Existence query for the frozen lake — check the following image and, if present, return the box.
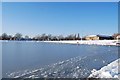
[1,41,118,78]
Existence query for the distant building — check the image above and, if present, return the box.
[85,35,98,40]
[85,35,114,40]
[112,33,120,40]
[116,35,120,40]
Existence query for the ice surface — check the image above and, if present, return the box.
[7,54,118,78]
[7,56,91,78]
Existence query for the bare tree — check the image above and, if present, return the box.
[48,34,52,41]
[14,33,22,40]
[8,35,12,40]
[25,35,29,39]
[41,33,48,41]
[58,35,64,40]
[0,36,2,40]
[65,34,76,40]
[2,33,8,40]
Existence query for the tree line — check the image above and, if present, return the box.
[0,33,81,41]
[0,33,119,41]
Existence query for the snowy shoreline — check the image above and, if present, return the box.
[43,40,120,46]
[89,58,120,78]
[1,40,120,46]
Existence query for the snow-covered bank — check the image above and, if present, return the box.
[89,58,120,78]
[43,40,120,46]
[1,40,120,46]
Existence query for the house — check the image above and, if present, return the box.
[85,35,114,40]
[116,35,120,40]
[112,33,120,40]
[85,35,99,40]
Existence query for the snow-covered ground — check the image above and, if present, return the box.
[89,58,120,78]
[1,40,120,46]
[43,40,120,46]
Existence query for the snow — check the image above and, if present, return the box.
[1,40,120,46]
[89,58,120,78]
[43,40,120,46]
[86,35,97,37]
